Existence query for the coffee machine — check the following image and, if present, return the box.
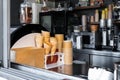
[100,18,118,50]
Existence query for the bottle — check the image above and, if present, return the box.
[57,3,62,11]
[41,0,48,12]
[95,9,99,22]
[90,0,94,6]
[114,62,120,80]
[105,8,108,19]
[101,10,105,20]
[20,0,32,24]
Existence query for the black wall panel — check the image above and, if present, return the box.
[10,0,23,27]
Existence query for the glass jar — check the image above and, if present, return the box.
[20,0,32,24]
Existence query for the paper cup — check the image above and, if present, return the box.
[63,48,73,65]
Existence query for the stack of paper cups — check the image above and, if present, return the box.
[64,65,73,75]
[32,3,42,24]
[82,15,87,31]
[55,34,64,52]
[63,40,73,65]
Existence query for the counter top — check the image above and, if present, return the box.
[73,49,120,57]
[48,61,89,79]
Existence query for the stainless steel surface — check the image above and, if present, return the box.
[74,49,120,57]
[114,62,120,80]
[12,63,86,80]
[74,49,120,71]
[76,36,83,49]
[107,19,112,28]
[100,19,105,28]
[0,0,10,68]
[0,68,57,80]
[72,32,101,49]
[0,68,50,80]
[91,55,120,70]
[71,32,80,48]
[102,29,107,46]
[48,63,88,79]
[117,33,120,51]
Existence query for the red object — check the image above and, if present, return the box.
[47,55,58,64]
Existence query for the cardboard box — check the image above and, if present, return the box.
[11,47,45,68]
[11,47,64,69]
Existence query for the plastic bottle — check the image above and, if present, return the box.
[41,0,48,12]
[95,9,99,22]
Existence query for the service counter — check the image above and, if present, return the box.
[73,49,120,71]
[49,62,89,79]
[73,49,120,57]
[11,62,87,80]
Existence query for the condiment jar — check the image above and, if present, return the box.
[20,0,32,24]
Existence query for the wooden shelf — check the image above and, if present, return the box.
[89,22,100,25]
[113,21,120,24]
[75,5,104,10]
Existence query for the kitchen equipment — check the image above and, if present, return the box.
[100,18,117,50]
[81,31,102,49]
[100,19,114,49]
[117,33,120,51]
[114,62,120,80]
[100,19,105,28]
[71,32,80,48]
[100,19,107,48]
[76,35,83,49]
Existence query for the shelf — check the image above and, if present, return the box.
[113,21,120,24]
[74,5,104,10]
[48,0,67,2]
[39,5,104,15]
[89,22,100,25]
